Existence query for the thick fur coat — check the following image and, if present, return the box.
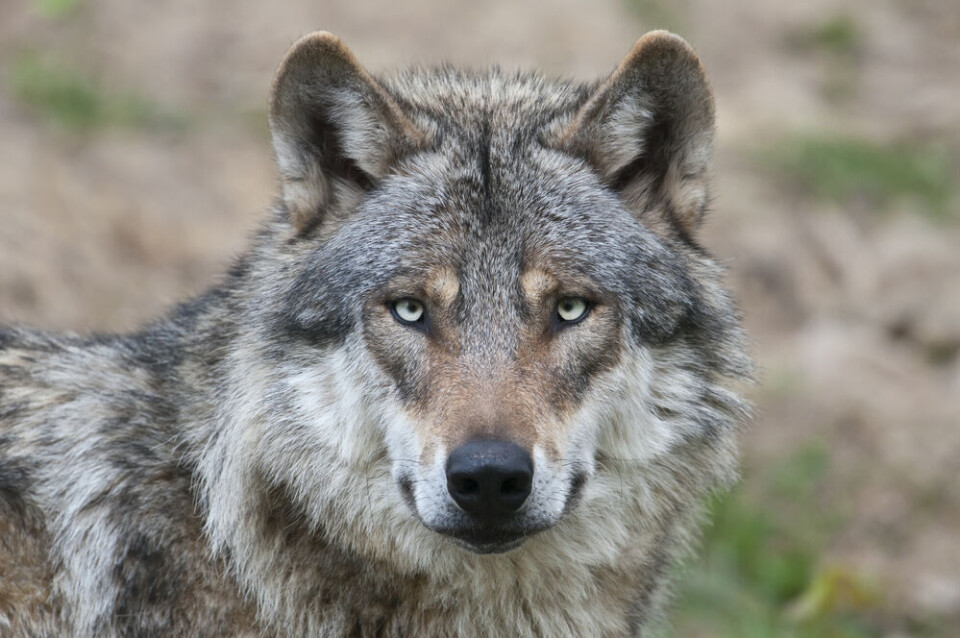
[0,31,751,637]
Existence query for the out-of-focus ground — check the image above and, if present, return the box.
[1,0,957,635]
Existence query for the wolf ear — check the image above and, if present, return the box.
[557,31,715,237]
[269,32,422,233]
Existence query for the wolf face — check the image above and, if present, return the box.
[241,32,748,560]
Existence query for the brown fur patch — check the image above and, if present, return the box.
[0,474,58,634]
[425,268,460,309]
[519,268,558,307]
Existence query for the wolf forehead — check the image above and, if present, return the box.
[385,68,592,159]
[278,90,698,351]
[266,32,717,351]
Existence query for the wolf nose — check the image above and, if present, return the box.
[446,439,533,522]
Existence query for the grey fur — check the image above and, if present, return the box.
[0,31,751,637]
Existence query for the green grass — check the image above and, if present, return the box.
[763,136,957,220]
[666,445,884,638]
[783,14,862,64]
[622,0,685,32]
[8,55,187,133]
[809,15,861,58]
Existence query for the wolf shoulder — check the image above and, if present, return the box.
[0,326,248,637]
[0,326,173,442]
[0,327,74,635]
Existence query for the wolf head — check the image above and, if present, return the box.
[215,32,748,561]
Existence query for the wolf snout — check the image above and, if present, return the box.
[445,439,533,523]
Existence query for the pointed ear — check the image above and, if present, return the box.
[269,32,422,233]
[556,31,715,237]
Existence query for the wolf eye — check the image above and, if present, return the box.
[391,298,425,325]
[557,297,590,323]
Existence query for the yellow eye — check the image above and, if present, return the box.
[557,297,589,323]
[392,298,425,324]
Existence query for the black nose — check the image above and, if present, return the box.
[446,439,533,522]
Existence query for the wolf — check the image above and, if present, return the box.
[0,30,751,637]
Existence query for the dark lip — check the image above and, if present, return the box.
[448,536,527,555]
[429,521,553,554]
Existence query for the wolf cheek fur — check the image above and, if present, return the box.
[0,30,751,637]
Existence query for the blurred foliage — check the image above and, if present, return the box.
[788,568,879,624]
[622,0,685,32]
[810,15,860,58]
[665,445,887,638]
[7,55,187,133]
[31,0,78,18]
[785,14,862,102]
[763,136,957,220]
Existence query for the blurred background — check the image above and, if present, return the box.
[1,0,957,635]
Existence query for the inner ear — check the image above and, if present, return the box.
[299,105,378,192]
[269,32,423,234]
[554,31,715,238]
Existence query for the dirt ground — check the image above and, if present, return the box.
[1,0,958,634]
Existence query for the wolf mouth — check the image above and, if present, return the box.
[448,536,527,555]
[397,476,543,552]
[397,467,591,554]
[432,522,552,555]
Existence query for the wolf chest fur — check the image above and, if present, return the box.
[0,30,751,637]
